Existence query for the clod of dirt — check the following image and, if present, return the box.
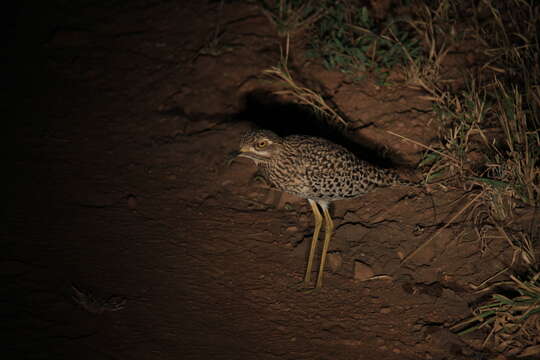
[424,328,472,358]
[354,260,375,280]
[285,225,298,233]
[327,251,342,272]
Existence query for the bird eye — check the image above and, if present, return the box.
[256,140,268,149]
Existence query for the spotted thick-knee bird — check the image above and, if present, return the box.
[237,129,414,288]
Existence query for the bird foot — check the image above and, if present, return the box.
[288,280,320,293]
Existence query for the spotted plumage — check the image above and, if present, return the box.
[237,129,414,288]
[239,130,407,202]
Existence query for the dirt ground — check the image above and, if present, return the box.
[7,1,535,359]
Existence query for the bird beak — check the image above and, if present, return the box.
[235,145,253,159]
[235,146,267,163]
[236,151,255,161]
[225,149,252,167]
[238,144,251,154]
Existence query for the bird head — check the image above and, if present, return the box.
[237,130,282,165]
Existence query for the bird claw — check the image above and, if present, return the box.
[288,280,320,294]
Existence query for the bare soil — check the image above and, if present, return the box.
[7,1,535,359]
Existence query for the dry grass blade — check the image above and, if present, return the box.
[492,79,540,205]
[262,63,347,126]
[386,130,459,165]
[399,2,453,97]
[494,224,537,267]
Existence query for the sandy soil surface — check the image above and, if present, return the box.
[7,1,535,359]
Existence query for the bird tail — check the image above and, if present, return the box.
[394,177,421,187]
[374,168,420,187]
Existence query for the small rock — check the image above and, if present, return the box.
[425,328,468,355]
[327,251,342,272]
[353,260,374,281]
[380,307,391,314]
[285,226,298,233]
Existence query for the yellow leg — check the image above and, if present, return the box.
[304,199,323,286]
[316,204,334,289]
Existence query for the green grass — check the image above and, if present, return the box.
[413,0,540,208]
[258,0,423,83]
[257,0,326,38]
[451,272,540,355]
[306,2,422,82]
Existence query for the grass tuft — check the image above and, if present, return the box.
[451,271,540,356]
[407,0,540,212]
[306,2,422,82]
[262,60,347,126]
[257,0,326,38]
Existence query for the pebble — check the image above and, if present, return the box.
[285,226,298,232]
[353,260,374,281]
